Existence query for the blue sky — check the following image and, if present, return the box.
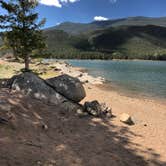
[1,0,166,28]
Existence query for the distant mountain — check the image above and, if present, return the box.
[87,25,166,59]
[52,16,166,34]
[43,24,166,60]
[46,22,94,35]
[1,17,166,60]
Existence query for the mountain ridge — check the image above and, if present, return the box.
[51,16,166,34]
[1,16,166,60]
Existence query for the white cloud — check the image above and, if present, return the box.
[39,0,79,8]
[110,0,117,3]
[39,0,117,8]
[94,16,109,21]
[39,0,61,7]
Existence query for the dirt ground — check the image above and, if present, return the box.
[0,59,166,166]
[82,83,166,166]
[0,86,165,166]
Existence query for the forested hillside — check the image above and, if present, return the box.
[43,25,166,60]
[1,17,166,60]
[87,25,166,60]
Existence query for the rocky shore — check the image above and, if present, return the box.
[43,60,105,85]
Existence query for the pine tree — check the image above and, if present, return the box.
[0,0,46,70]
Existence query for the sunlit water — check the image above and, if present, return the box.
[66,60,166,101]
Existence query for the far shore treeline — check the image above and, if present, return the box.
[0,1,166,61]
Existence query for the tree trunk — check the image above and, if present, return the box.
[24,55,30,71]
[13,48,19,61]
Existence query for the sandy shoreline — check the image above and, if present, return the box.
[68,62,166,164]
[0,58,166,165]
[97,82,166,105]
[72,62,165,103]
[81,79,166,164]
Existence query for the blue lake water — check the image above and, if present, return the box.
[67,60,166,101]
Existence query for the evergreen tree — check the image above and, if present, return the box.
[0,0,46,70]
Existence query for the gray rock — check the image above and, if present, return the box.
[46,74,86,102]
[84,100,101,117]
[8,72,68,105]
[100,103,112,117]
[120,113,134,125]
[76,109,88,117]
[84,100,112,118]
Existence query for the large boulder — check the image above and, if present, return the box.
[8,72,68,105]
[46,74,86,102]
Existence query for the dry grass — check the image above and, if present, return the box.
[0,60,60,80]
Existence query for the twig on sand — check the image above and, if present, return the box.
[0,117,8,124]
[25,142,42,148]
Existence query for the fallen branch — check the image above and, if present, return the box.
[0,117,8,124]
[25,142,42,148]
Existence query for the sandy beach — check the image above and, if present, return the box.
[82,81,166,165]
[46,59,166,164]
[0,59,166,165]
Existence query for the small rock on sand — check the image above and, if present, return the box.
[84,100,112,118]
[120,113,134,125]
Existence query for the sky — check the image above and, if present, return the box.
[1,0,166,28]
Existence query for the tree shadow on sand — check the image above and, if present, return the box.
[0,86,165,166]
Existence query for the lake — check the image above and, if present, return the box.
[67,60,166,101]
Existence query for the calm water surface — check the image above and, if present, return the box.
[67,60,166,100]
